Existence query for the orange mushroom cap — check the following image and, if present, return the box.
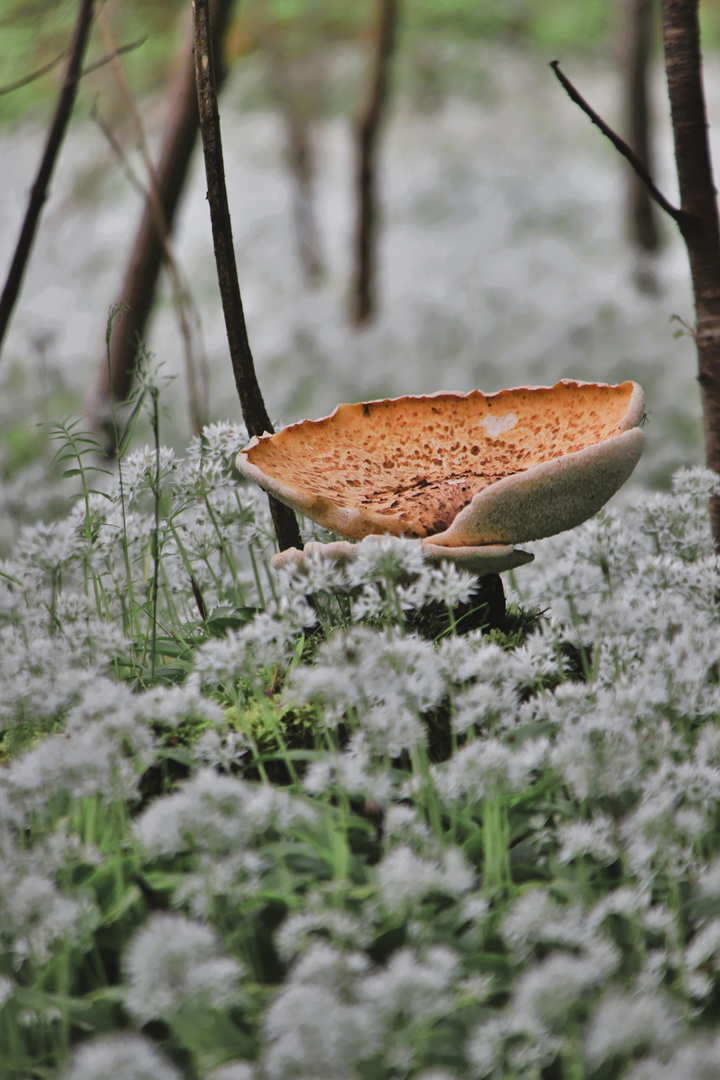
[236,380,645,547]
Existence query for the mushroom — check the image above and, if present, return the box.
[236,380,644,569]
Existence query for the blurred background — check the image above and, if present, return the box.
[2,0,720,546]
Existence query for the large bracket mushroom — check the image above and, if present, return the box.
[236,380,645,573]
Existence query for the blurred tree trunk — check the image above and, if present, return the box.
[90,0,234,438]
[661,0,720,545]
[261,27,324,287]
[351,0,399,327]
[622,0,661,252]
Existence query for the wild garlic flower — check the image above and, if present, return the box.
[303,734,395,802]
[0,869,98,968]
[63,1033,182,1080]
[376,844,474,911]
[121,446,177,506]
[432,736,548,803]
[134,769,315,859]
[122,913,243,1023]
[202,1064,256,1080]
[625,1033,720,1080]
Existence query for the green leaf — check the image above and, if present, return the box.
[117,388,147,459]
[155,746,194,767]
[101,883,142,925]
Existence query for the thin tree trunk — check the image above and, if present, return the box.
[192,0,303,553]
[92,0,233,430]
[0,0,96,358]
[351,0,399,327]
[623,0,660,251]
[661,0,720,544]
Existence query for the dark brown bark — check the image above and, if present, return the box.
[94,0,233,421]
[0,0,96,358]
[351,0,399,327]
[661,0,720,543]
[622,0,661,250]
[192,0,303,552]
[552,8,720,546]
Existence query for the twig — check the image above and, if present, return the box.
[80,37,147,79]
[550,59,683,224]
[351,0,399,326]
[0,47,71,96]
[0,0,96,358]
[192,0,303,553]
[0,38,145,96]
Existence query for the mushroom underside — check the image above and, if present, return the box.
[271,539,535,576]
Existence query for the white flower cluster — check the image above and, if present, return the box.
[6,422,720,1080]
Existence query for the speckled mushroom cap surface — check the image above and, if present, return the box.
[236,380,645,546]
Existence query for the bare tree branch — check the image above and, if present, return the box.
[550,58,684,224]
[80,36,147,79]
[0,47,71,96]
[192,0,303,552]
[0,0,96,358]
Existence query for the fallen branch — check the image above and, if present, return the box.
[192,0,303,553]
[0,0,96,358]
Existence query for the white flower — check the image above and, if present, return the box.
[377,844,474,910]
[123,913,243,1022]
[0,863,99,971]
[134,769,314,858]
[512,941,619,1028]
[584,989,681,1068]
[303,735,394,802]
[203,1064,255,1080]
[0,975,14,1010]
[502,889,592,956]
[626,1033,720,1080]
[63,1033,181,1080]
[556,814,618,865]
[358,945,459,1020]
[263,982,378,1079]
[433,736,548,802]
